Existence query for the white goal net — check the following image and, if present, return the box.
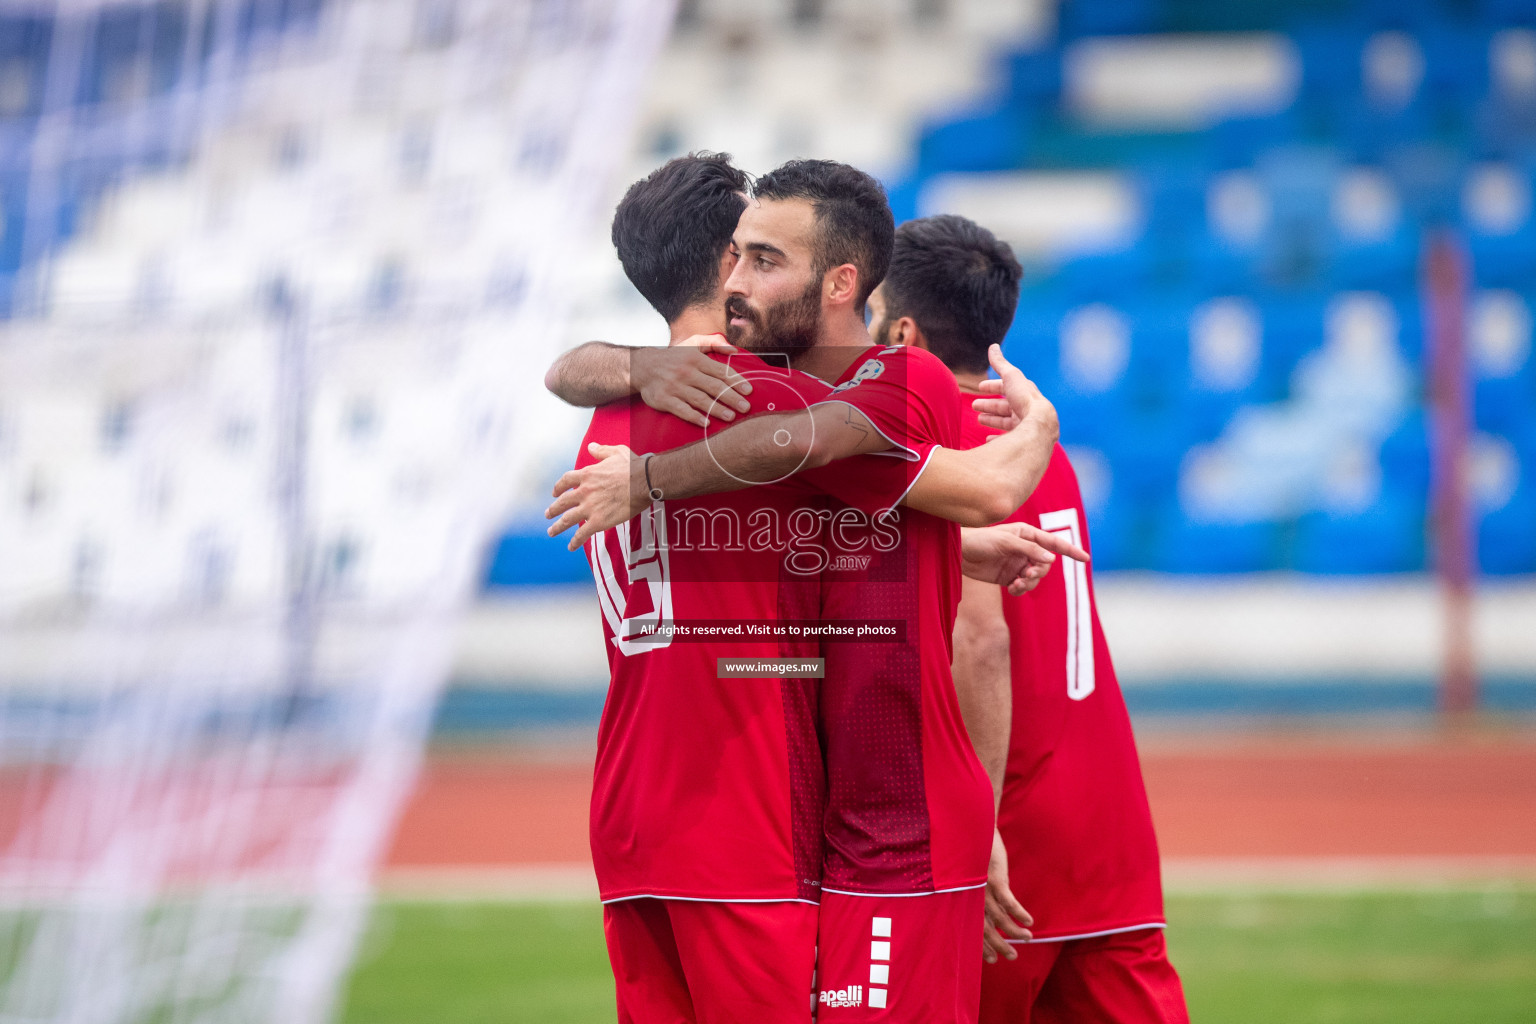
[0,1,671,1020]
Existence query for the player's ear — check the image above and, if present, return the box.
[824,263,859,306]
[889,317,928,351]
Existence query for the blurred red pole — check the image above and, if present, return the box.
[1422,230,1477,718]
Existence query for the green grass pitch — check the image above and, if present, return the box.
[340,889,1536,1024]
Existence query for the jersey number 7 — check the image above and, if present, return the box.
[1039,508,1095,701]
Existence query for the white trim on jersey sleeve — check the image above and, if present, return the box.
[601,893,821,906]
[1006,922,1167,944]
[883,445,940,516]
[819,881,986,898]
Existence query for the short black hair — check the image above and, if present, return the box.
[611,152,749,322]
[752,159,894,309]
[884,215,1022,374]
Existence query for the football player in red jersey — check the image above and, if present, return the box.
[550,161,1072,1024]
[553,155,1079,1024]
[868,214,1190,1024]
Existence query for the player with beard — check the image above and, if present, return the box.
[871,215,1188,1024]
[549,160,1052,1023]
[561,154,1076,1024]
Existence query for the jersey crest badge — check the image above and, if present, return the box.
[830,356,886,393]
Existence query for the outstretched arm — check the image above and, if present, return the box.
[903,345,1059,527]
[544,398,892,550]
[544,335,753,427]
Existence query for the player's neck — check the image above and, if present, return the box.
[792,313,873,383]
[953,369,987,394]
[667,305,726,345]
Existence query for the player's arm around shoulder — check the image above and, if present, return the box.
[544,335,752,427]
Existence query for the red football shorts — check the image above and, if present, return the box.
[602,897,818,1024]
[979,926,1188,1024]
[814,887,985,1023]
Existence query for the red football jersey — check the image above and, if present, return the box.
[579,351,938,905]
[580,353,833,904]
[806,345,995,896]
[960,416,1166,941]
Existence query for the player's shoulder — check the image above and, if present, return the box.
[723,350,831,403]
[587,394,644,432]
[830,344,958,397]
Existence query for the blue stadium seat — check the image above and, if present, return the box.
[916,107,1031,175]
[1475,367,1536,434]
[1082,507,1136,570]
[1292,493,1427,572]
[1211,111,1305,168]
[238,0,326,50]
[485,519,591,587]
[1002,297,1070,396]
[0,14,50,121]
[1420,26,1491,102]
[0,170,27,273]
[80,5,189,105]
[1467,223,1536,287]
[1070,458,1137,568]
[1254,290,1328,387]
[1480,488,1536,574]
[1132,160,1207,236]
[1485,0,1536,26]
[1293,24,1368,101]
[886,178,922,225]
[1130,293,1204,400]
[1148,506,1283,573]
[1054,389,1132,452]
[1058,0,1162,38]
[1053,246,1154,303]
[1105,406,1194,506]
[1186,229,1264,293]
[1001,49,1061,105]
[891,2,1535,578]
[1168,380,1258,444]
[1324,225,1419,291]
[1376,140,1464,223]
[1379,410,1433,497]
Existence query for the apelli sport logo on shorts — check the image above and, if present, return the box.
[818,985,863,1008]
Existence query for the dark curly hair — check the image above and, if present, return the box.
[611,152,749,322]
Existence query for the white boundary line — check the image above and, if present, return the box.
[374,857,1536,903]
[1162,856,1536,892]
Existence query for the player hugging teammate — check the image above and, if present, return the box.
[545,153,1189,1024]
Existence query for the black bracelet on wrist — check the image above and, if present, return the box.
[644,453,662,502]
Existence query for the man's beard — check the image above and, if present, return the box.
[870,314,893,348]
[725,279,822,360]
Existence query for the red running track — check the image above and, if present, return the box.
[383,731,1536,870]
